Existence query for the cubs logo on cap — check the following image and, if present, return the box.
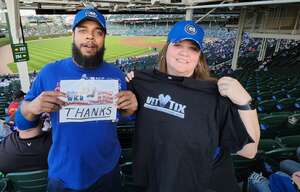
[72,8,106,32]
[86,10,97,18]
[184,25,197,35]
[168,20,204,49]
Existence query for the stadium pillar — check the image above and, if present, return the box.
[261,38,267,61]
[231,9,246,70]
[5,0,30,92]
[274,39,281,55]
[258,38,267,61]
[185,9,193,20]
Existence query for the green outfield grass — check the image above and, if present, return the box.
[8,35,165,73]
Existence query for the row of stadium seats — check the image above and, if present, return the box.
[259,111,300,138]
[233,135,300,183]
[257,97,300,113]
[0,169,47,192]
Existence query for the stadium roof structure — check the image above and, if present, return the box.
[1,0,300,92]
[0,0,299,14]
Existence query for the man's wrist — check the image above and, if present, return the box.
[15,109,40,130]
[21,102,39,121]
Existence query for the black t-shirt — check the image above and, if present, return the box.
[0,131,51,173]
[209,150,240,192]
[129,70,253,192]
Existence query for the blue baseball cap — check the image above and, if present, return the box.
[167,20,205,50]
[72,8,106,32]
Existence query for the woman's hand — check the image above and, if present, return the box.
[125,71,135,82]
[217,76,252,105]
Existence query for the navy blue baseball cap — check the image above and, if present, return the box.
[167,20,205,50]
[72,8,106,32]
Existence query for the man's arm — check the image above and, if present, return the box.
[19,91,66,123]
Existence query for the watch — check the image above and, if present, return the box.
[236,100,256,110]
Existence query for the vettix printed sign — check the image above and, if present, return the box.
[59,79,119,123]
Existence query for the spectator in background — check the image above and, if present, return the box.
[248,159,300,192]
[0,120,12,139]
[248,171,300,192]
[6,90,26,131]
[0,117,51,174]
[7,90,25,119]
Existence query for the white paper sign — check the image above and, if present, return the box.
[59,79,119,123]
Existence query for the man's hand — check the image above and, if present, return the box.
[116,90,138,116]
[22,91,67,120]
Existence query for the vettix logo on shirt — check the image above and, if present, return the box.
[144,94,186,118]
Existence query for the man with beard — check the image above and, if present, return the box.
[15,7,138,192]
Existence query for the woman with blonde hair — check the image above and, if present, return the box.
[126,20,260,192]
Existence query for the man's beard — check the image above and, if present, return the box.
[72,42,105,68]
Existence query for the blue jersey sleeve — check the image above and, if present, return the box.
[25,73,44,101]
[119,74,127,91]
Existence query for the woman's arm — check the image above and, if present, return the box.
[218,76,260,159]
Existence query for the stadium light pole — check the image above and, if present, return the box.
[5,0,30,92]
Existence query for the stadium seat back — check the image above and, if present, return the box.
[0,176,7,192]
[120,148,133,164]
[260,114,289,138]
[277,98,296,111]
[258,139,283,152]
[288,88,300,98]
[265,147,296,162]
[277,135,300,148]
[257,100,277,113]
[6,169,48,192]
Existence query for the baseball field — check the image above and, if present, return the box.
[7,35,166,73]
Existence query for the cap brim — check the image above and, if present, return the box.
[170,37,203,50]
[73,17,106,32]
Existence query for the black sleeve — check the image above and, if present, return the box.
[127,80,134,92]
[218,97,254,153]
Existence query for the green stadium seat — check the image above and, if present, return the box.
[119,149,135,191]
[0,172,6,192]
[295,98,300,109]
[287,88,300,98]
[270,111,292,116]
[277,98,296,111]
[258,139,283,152]
[120,148,133,164]
[259,113,289,138]
[257,100,278,113]
[272,90,286,100]
[6,169,48,192]
[117,122,134,148]
[264,147,296,162]
[257,87,270,93]
[256,91,272,101]
[0,179,7,192]
[277,135,300,148]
